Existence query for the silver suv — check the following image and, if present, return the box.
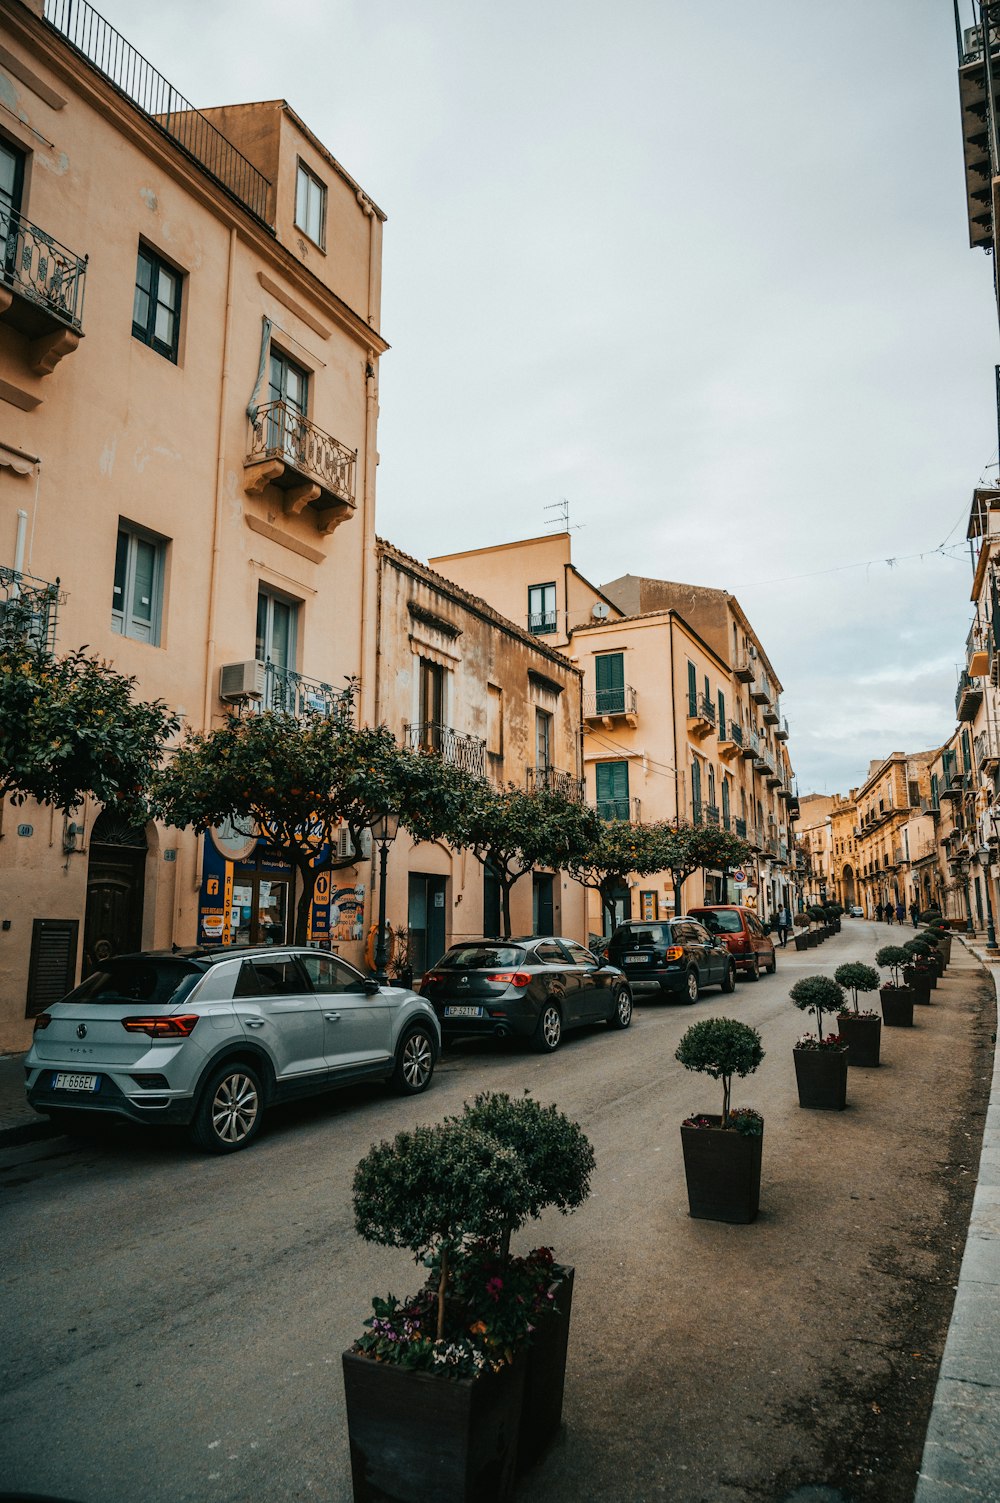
[25,946,441,1153]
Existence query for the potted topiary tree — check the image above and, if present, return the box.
[789,974,849,1109]
[345,1119,536,1503]
[675,1017,765,1224]
[926,920,952,965]
[793,913,810,952]
[808,905,827,943]
[902,938,934,1002]
[450,1091,595,1471]
[876,944,914,1028]
[827,902,844,934]
[834,962,882,1066]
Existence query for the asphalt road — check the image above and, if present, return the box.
[0,921,994,1503]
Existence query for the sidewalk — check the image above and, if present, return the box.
[915,933,1000,1502]
[0,1050,55,1147]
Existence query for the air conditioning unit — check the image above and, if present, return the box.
[336,826,372,860]
[219,660,266,702]
[748,645,757,658]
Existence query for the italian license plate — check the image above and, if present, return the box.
[624,955,649,965]
[51,1072,100,1092]
[443,1006,484,1019]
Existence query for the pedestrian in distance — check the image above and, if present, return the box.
[777,904,791,947]
[874,902,884,922]
[896,901,905,925]
[885,902,894,926]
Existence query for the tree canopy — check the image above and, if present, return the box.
[0,621,178,817]
[659,823,755,911]
[566,820,676,928]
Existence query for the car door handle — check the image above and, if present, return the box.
[246,1019,265,1029]
[324,1012,341,1023]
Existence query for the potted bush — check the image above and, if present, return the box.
[793,913,810,952]
[345,1119,535,1503]
[451,1091,595,1471]
[876,944,914,1028]
[675,1017,765,1224]
[826,902,844,933]
[902,939,934,1001]
[789,974,849,1109]
[834,962,882,1067]
[926,921,952,965]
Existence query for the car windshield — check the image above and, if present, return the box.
[694,911,743,934]
[61,958,204,1007]
[438,945,527,969]
[613,924,670,946]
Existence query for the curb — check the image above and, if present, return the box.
[915,937,1000,1501]
[0,1117,59,1149]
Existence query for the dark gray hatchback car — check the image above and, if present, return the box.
[25,946,440,1153]
[420,936,633,1052]
[606,917,737,1002]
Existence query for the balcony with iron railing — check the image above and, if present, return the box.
[686,691,716,738]
[734,655,755,683]
[967,620,989,678]
[527,610,558,635]
[526,765,585,800]
[245,401,358,533]
[44,0,272,222]
[749,675,771,705]
[976,729,1000,773]
[596,796,640,823]
[774,716,789,741]
[259,663,351,721]
[740,726,759,761]
[0,208,88,371]
[704,802,720,827]
[956,669,983,722]
[762,695,780,727]
[405,721,486,777]
[0,566,64,652]
[734,816,747,839]
[583,685,638,722]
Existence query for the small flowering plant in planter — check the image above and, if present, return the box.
[789,975,849,1109]
[834,962,882,1068]
[675,1017,766,1223]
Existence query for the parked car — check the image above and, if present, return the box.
[420,936,632,1052]
[605,917,736,1001]
[848,905,864,918]
[686,905,777,981]
[25,946,441,1154]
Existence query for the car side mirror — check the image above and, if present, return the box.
[363,979,381,995]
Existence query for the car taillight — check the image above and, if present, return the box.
[421,973,444,987]
[121,1015,200,1038]
[487,972,531,987]
[664,946,684,961]
[33,1013,51,1032]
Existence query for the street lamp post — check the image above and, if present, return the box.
[370,811,400,986]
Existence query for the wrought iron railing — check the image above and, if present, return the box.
[728,720,744,746]
[0,566,64,651]
[698,693,716,726]
[584,685,637,717]
[44,0,272,222]
[247,400,357,507]
[596,797,639,822]
[526,765,585,800]
[704,802,720,827]
[528,611,557,635]
[405,722,486,777]
[734,817,747,838]
[260,663,351,721]
[1,208,87,331]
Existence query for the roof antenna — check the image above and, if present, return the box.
[544,498,569,531]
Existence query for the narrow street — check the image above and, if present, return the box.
[0,921,993,1503]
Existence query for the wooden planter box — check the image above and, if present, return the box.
[837,1012,881,1067]
[680,1116,762,1224]
[805,931,819,948]
[880,986,914,1028]
[343,1348,526,1503]
[517,1264,574,1473]
[793,934,808,952]
[793,1046,849,1110]
[903,967,933,1004]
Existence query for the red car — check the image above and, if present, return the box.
[686,905,776,981]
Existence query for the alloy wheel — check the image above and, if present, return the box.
[211,1071,259,1145]
[400,1028,434,1090]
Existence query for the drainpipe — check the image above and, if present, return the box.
[202,225,238,732]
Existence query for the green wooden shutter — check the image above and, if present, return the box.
[687,661,697,716]
[596,760,629,819]
[595,653,625,714]
[718,690,726,734]
[930,773,939,809]
[691,760,702,822]
[722,777,730,826]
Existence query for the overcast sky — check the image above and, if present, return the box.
[95,0,998,796]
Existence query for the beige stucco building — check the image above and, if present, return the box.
[429,533,800,932]
[0,0,386,1047]
[373,541,587,970]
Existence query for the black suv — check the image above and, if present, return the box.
[606,917,736,1002]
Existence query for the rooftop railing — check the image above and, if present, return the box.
[44,0,272,222]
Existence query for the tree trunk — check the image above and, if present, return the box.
[500,879,513,939]
[293,861,319,945]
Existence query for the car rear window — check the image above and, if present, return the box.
[438,945,527,969]
[612,924,670,946]
[63,958,203,1007]
[693,910,743,934]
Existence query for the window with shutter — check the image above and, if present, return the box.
[595,654,625,714]
[687,662,697,716]
[596,760,629,820]
[25,919,79,1018]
